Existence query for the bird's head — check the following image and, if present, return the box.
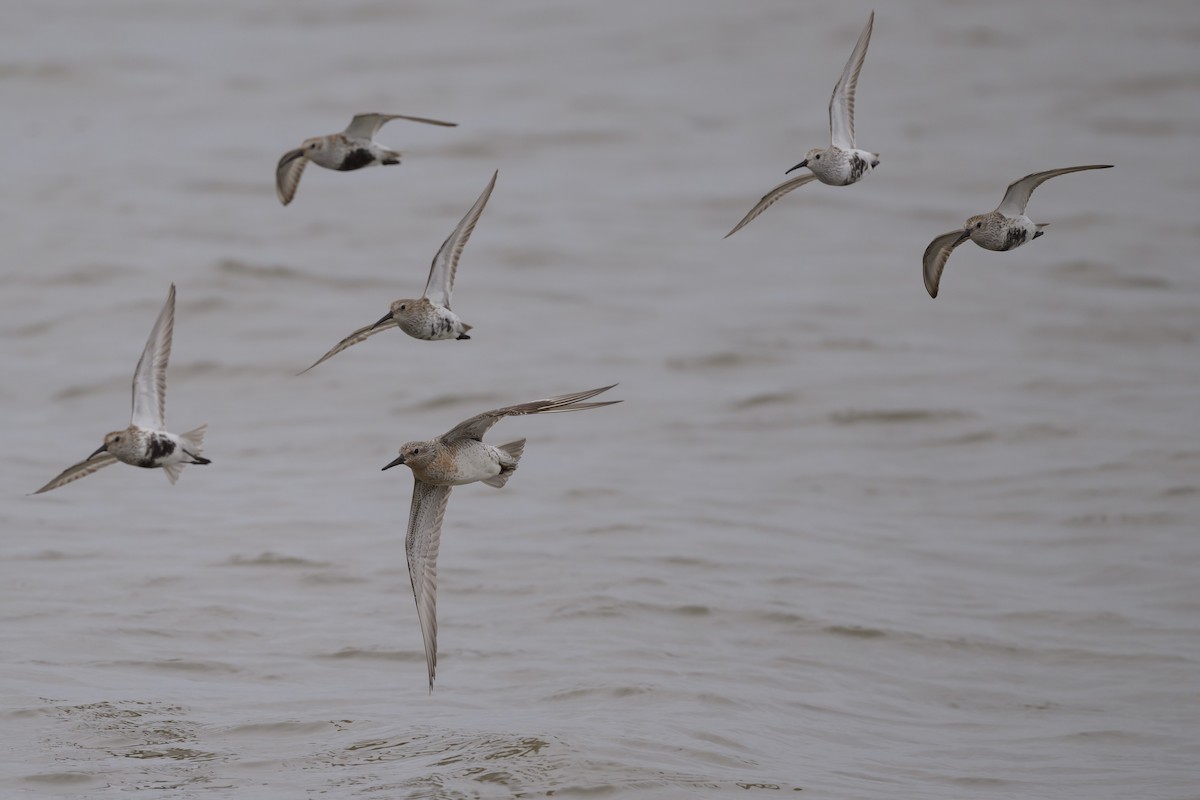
[388,299,420,321]
[785,147,826,175]
[382,441,436,472]
[300,136,328,156]
[964,214,991,239]
[92,429,129,459]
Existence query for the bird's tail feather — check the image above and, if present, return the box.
[483,439,526,488]
[180,425,209,463]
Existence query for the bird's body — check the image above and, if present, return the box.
[726,11,879,237]
[275,113,457,206]
[104,425,207,470]
[299,170,497,373]
[33,284,210,494]
[804,145,880,187]
[965,211,1043,252]
[392,298,470,342]
[405,438,520,487]
[922,165,1113,298]
[380,385,621,689]
[303,133,400,172]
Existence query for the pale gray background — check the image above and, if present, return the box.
[1,1,1198,797]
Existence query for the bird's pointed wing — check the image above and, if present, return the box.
[32,452,119,495]
[829,11,874,149]
[440,384,620,443]
[995,165,1113,217]
[922,229,971,298]
[406,480,452,690]
[724,174,819,238]
[424,170,498,308]
[275,149,308,206]
[130,284,175,430]
[344,113,458,140]
[298,318,399,375]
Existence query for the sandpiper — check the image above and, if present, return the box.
[726,11,880,238]
[299,171,498,374]
[275,113,457,206]
[380,385,621,689]
[33,284,210,494]
[922,164,1114,298]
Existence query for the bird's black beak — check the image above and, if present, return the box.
[371,311,394,330]
[87,444,108,460]
[381,454,406,471]
[785,159,808,175]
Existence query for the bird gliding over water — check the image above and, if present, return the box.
[922,165,1113,298]
[275,112,457,206]
[726,11,880,238]
[380,385,621,689]
[33,284,210,494]
[299,170,498,374]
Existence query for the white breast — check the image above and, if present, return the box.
[447,441,503,485]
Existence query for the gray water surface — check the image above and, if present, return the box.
[2,1,1198,797]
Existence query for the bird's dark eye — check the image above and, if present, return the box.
[412,448,421,455]
[814,155,821,160]
[398,304,406,311]
[975,222,982,228]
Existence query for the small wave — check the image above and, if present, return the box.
[818,336,883,351]
[830,408,969,425]
[1031,320,1195,347]
[546,684,656,702]
[1090,116,1189,136]
[98,659,240,674]
[222,552,329,568]
[51,377,123,401]
[0,60,81,82]
[215,258,385,290]
[226,720,336,737]
[36,263,136,286]
[926,430,997,446]
[673,604,712,617]
[22,771,96,786]
[1063,511,1178,527]
[729,391,801,410]
[409,391,503,411]
[823,624,887,638]
[18,549,100,561]
[302,572,367,586]
[181,180,263,196]
[1050,260,1171,290]
[665,352,781,371]
[4,320,56,337]
[319,647,422,662]
[122,747,218,762]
